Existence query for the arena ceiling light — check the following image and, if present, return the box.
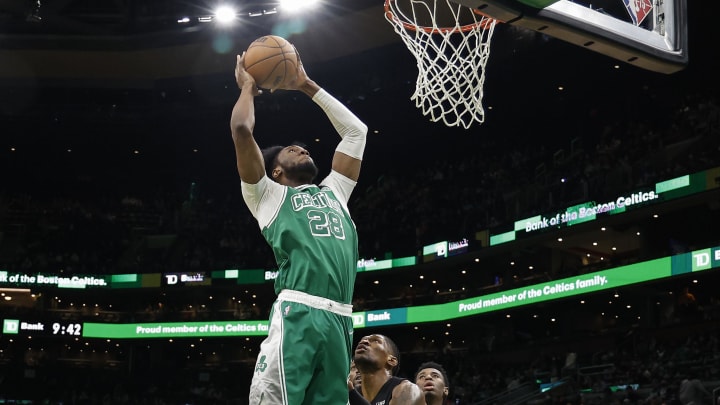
[279,0,320,13]
[214,5,238,25]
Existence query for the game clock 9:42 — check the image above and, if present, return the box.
[52,322,82,336]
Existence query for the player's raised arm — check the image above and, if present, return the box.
[284,57,368,182]
[390,380,426,405]
[230,53,266,185]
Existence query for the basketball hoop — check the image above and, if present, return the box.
[384,0,498,129]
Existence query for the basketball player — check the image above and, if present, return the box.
[231,51,368,405]
[415,362,450,405]
[349,334,425,405]
[349,360,362,391]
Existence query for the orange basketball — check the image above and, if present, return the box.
[243,35,299,90]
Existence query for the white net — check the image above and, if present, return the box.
[385,0,497,129]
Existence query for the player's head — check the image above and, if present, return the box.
[415,361,449,402]
[262,143,318,185]
[353,334,401,376]
[349,360,362,390]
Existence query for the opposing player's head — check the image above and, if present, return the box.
[262,143,318,185]
[415,362,449,403]
[349,360,362,390]
[353,334,400,376]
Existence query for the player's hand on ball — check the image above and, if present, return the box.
[275,48,309,92]
[236,53,262,96]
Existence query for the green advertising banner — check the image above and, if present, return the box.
[83,320,270,339]
[407,257,669,323]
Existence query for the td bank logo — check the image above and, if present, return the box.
[3,319,19,334]
[352,313,365,328]
[691,248,716,272]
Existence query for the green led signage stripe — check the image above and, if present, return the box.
[357,256,416,272]
[422,242,448,257]
[111,274,139,284]
[83,320,270,339]
[656,175,689,193]
[658,171,712,200]
[75,245,720,339]
[111,273,164,288]
[490,167,720,246]
[211,269,268,284]
[489,231,515,245]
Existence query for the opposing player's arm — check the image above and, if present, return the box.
[231,53,266,185]
[390,380,426,405]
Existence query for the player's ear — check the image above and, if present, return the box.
[387,355,398,368]
[443,386,449,398]
[272,168,281,179]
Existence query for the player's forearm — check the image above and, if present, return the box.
[312,88,368,159]
[230,82,257,139]
[313,88,367,139]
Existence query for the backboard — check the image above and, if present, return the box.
[452,0,688,74]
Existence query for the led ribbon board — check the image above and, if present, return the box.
[2,168,716,290]
[65,244,719,339]
[490,168,719,246]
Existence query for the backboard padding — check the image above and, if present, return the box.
[453,0,688,73]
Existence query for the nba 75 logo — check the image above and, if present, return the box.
[622,0,653,26]
[255,355,268,373]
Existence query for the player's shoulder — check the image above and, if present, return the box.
[320,170,356,190]
[391,378,425,404]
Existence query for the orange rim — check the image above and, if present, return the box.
[384,0,499,34]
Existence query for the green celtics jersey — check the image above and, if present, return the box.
[242,171,359,304]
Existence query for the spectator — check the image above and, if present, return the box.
[678,375,712,405]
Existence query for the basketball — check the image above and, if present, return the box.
[243,35,299,90]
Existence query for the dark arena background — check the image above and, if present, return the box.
[1,0,720,404]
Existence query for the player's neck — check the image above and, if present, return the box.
[360,371,393,401]
[281,179,307,187]
[426,394,443,405]
[278,172,314,188]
